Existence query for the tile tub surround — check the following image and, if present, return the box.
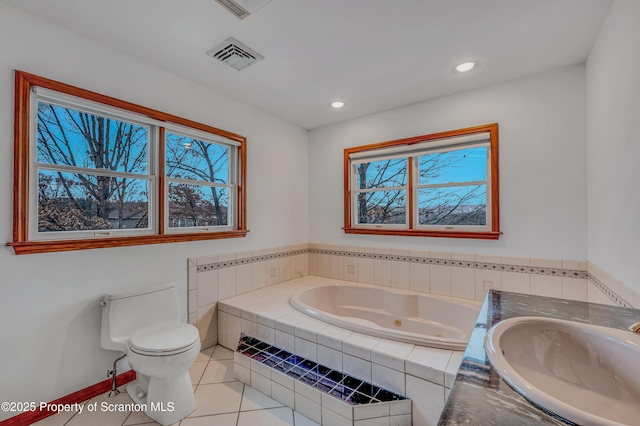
[438,290,640,426]
[234,334,411,426]
[188,244,637,350]
[588,261,639,308]
[309,247,635,308]
[309,247,592,304]
[218,276,468,426]
[189,245,634,317]
[188,244,309,348]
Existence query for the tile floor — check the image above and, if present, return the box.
[34,346,320,426]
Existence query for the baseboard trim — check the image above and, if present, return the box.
[0,370,136,426]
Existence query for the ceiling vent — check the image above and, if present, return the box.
[214,0,273,19]
[206,37,264,71]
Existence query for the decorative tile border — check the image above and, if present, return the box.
[309,248,589,279]
[588,274,633,308]
[196,248,307,272]
[194,246,632,307]
[197,247,587,278]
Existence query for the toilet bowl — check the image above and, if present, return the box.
[100,283,201,426]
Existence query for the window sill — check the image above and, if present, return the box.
[7,230,249,255]
[343,227,501,240]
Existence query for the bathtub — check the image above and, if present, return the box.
[290,283,481,350]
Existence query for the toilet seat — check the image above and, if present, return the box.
[129,323,199,356]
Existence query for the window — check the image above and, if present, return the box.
[344,124,500,239]
[9,71,247,254]
[165,131,234,230]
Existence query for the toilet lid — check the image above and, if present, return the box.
[129,323,199,353]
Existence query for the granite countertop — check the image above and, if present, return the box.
[438,290,640,426]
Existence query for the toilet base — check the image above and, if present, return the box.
[126,372,195,426]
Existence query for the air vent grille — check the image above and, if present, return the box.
[207,37,264,71]
[214,0,250,19]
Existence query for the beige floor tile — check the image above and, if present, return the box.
[189,361,208,385]
[32,410,77,426]
[196,346,215,362]
[122,410,160,425]
[237,407,294,426]
[65,391,133,426]
[200,359,235,384]
[211,345,234,360]
[189,382,244,417]
[180,412,238,426]
[293,411,321,426]
[240,386,284,411]
[32,328,327,426]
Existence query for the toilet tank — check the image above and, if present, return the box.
[100,282,181,351]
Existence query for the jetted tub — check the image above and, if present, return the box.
[290,283,481,350]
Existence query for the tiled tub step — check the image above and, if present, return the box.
[234,334,412,426]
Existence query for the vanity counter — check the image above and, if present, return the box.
[437,290,640,426]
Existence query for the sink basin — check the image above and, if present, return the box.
[485,316,640,426]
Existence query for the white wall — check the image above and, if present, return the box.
[0,3,308,418]
[309,65,588,260]
[586,0,640,295]
[5,0,637,416]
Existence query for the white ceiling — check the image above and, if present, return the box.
[1,0,612,130]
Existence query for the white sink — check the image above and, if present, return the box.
[485,316,640,426]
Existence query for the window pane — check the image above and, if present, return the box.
[38,170,149,232]
[168,183,229,228]
[419,147,486,185]
[418,186,486,226]
[356,190,406,224]
[166,133,229,184]
[36,101,149,174]
[356,159,406,190]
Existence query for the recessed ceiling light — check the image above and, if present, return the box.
[455,62,476,73]
[330,101,345,109]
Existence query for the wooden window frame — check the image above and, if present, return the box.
[343,123,501,240]
[8,70,248,255]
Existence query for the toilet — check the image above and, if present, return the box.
[100,282,201,426]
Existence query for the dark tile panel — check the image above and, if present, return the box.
[236,334,406,405]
